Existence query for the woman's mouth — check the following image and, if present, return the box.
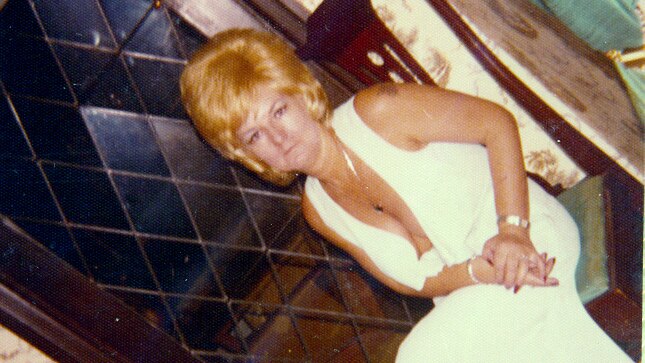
[284,143,303,166]
[285,143,298,158]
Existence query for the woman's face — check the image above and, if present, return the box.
[237,84,322,173]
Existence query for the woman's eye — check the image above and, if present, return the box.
[274,104,287,118]
[247,130,260,145]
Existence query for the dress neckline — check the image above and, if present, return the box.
[333,132,384,212]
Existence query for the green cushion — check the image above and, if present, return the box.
[529,0,643,52]
[556,175,610,304]
[615,60,645,125]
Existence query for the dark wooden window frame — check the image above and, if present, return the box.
[0,218,200,363]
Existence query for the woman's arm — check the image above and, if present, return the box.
[302,195,556,298]
[354,83,547,289]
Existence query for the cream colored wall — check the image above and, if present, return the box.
[0,325,55,362]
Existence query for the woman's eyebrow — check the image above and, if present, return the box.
[239,99,279,136]
[254,99,279,124]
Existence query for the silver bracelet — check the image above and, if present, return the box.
[467,256,481,284]
[497,215,530,229]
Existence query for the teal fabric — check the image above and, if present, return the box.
[529,0,642,52]
[556,176,609,304]
[529,0,549,11]
[614,60,645,124]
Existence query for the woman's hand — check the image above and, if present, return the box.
[471,254,558,289]
[481,227,551,289]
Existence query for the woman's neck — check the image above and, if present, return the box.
[306,127,355,188]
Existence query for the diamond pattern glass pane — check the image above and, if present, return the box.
[333,260,408,320]
[72,228,156,289]
[0,0,42,37]
[205,245,282,304]
[43,164,129,230]
[128,57,186,118]
[180,183,259,246]
[0,158,60,221]
[143,238,222,298]
[297,314,366,362]
[12,98,101,166]
[0,96,31,159]
[272,254,345,312]
[32,0,115,48]
[14,220,87,274]
[152,117,236,185]
[83,108,170,176]
[107,288,178,338]
[0,33,73,102]
[113,174,195,238]
[232,303,306,361]
[166,296,243,352]
[55,45,143,112]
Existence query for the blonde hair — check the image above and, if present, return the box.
[180,28,330,186]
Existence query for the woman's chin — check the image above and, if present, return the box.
[285,153,307,172]
[281,164,303,175]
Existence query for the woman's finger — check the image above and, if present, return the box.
[504,256,519,289]
[545,257,556,276]
[528,252,546,280]
[523,269,559,287]
[514,257,529,292]
[493,250,507,284]
[546,277,559,286]
[482,240,496,264]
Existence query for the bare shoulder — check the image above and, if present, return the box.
[354,83,509,135]
[354,83,449,123]
[352,83,451,148]
[354,83,395,111]
[356,82,447,102]
[356,83,499,115]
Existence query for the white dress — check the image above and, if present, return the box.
[304,97,632,362]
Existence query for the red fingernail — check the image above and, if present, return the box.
[548,278,559,286]
[514,286,520,294]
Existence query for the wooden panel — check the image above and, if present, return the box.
[585,289,642,361]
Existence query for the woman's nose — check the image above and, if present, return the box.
[269,129,286,144]
[268,119,288,144]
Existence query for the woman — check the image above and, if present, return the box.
[180,28,632,362]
